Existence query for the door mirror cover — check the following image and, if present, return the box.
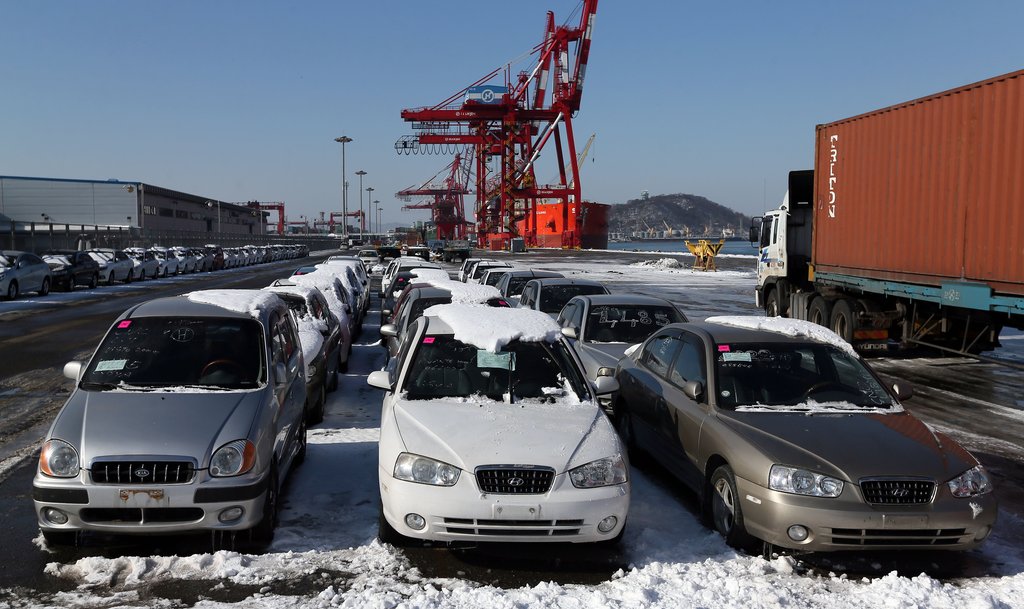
[593,376,619,395]
[63,361,84,382]
[367,370,393,391]
[682,380,704,401]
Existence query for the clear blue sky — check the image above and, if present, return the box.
[2,1,1021,224]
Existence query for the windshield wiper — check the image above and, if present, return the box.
[79,381,120,391]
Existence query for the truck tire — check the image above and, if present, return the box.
[830,298,858,343]
[808,296,832,328]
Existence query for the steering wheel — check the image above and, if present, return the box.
[201,359,244,378]
[801,381,844,400]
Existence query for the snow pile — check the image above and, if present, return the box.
[706,315,858,356]
[632,257,685,270]
[424,303,561,351]
[185,289,281,320]
[425,278,501,303]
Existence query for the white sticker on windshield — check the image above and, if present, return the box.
[477,351,516,370]
[721,352,751,362]
[95,359,127,372]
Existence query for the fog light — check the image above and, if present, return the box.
[218,507,245,523]
[597,515,618,533]
[405,513,426,530]
[976,526,991,541]
[787,525,809,542]
[42,507,69,525]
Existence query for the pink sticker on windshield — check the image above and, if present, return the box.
[118,320,132,329]
[718,344,730,352]
[423,337,435,344]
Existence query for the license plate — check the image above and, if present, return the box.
[118,488,167,505]
[492,504,541,519]
[882,514,928,528]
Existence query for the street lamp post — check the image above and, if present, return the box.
[365,187,374,235]
[205,201,221,233]
[375,201,382,237]
[355,170,367,236]
[334,136,353,238]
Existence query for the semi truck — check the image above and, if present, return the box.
[753,69,1024,356]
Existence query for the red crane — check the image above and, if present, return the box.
[395,0,599,249]
[328,211,365,234]
[242,201,286,235]
[395,152,471,240]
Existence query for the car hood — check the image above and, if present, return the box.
[717,410,978,483]
[50,389,265,467]
[392,398,618,473]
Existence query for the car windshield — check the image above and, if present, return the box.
[505,275,532,296]
[585,305,683,343]
[0,254,14,266]
[539,284,606,313]
[81,317,265,390]
[43,254,71,265]
[714,342,894,410]
[403,336,588,403]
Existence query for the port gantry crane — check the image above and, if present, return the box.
[241,201,286,235]
[395,0,598,249]
[396,152,471,240]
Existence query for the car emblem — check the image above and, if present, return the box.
[891,488,909,498]
[133,468,151,478]
[508,477,525,487]
[170,327,195,343]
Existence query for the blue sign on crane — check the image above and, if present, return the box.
[465,85,508,104]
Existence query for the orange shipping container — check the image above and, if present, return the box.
[811,69,1024,297]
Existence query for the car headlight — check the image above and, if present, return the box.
[947,465,993,498]
[210,440,257,477]
[569,455,628,488]
[393,453,460,486]
[39,439,80,478]
[769,465,844,497]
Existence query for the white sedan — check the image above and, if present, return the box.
[367,304,628,545]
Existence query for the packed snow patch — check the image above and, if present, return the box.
[632,257,685,270]
[706,315,858,356]
[424,303,561,351]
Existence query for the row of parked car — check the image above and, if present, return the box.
[0,244,311,301]
[31,252,372,545]
[366,254,997,553]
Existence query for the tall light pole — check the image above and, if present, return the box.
[365,187,374,234]
[375,200,382,236]
[354,170,366,236]
[334,136,353,238]
[205,201,221,234]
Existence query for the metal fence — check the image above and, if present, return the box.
[0,221,343,253]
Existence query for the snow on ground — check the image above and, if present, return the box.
[12,255,1024,608]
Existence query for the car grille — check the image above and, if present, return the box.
[860,479,935,505]
[90,461,195,485]
[80,508,204,524]
[475,466,555,494]
[443,518,584,537]
[827,528,968,547]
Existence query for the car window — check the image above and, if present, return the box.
[642,334,680,378]
[668,334,706,392]
[556,302,578,326]
[538,284,607,314]
[585,305,683,343]
[713,343,892,408]
[520,284,535,307]
[81,317,264,388]
[402,336,587,402]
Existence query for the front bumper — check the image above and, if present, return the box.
[33,471,269,536]
[734,474,998,551]
[379,465,629,543]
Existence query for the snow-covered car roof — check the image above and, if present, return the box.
[423,278,501,303]
[422,303,561,352]
[704,315,857,355]
[408,267,450,282]
[184,289,285,322]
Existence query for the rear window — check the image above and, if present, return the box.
[82,317,265,389]
[539,284,607,314]
[585,305,684,343]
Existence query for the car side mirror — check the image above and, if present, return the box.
[381,308,392,318]
[367,370,393,391]
[597,366,615,377]
[891,382,914,401]
[593,376,619,395]
[682,380,704,401]
[380,324,399,338]
[274,362,288,387]
[560,327,578,339]
[63,361,84,381]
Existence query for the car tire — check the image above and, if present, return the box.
[124,270,131,284]
[6,280,18,300]
[41,529,78,546]
[709,464,757,551]
[310,385,325,425]
[377,504,413,547]
[830,298,858,344]
[808,296,832,328]
[614,406,646,466]
[251,467,279,545]
[328,365,339,392]
[38,277,50,296]
[765,289,780,317]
